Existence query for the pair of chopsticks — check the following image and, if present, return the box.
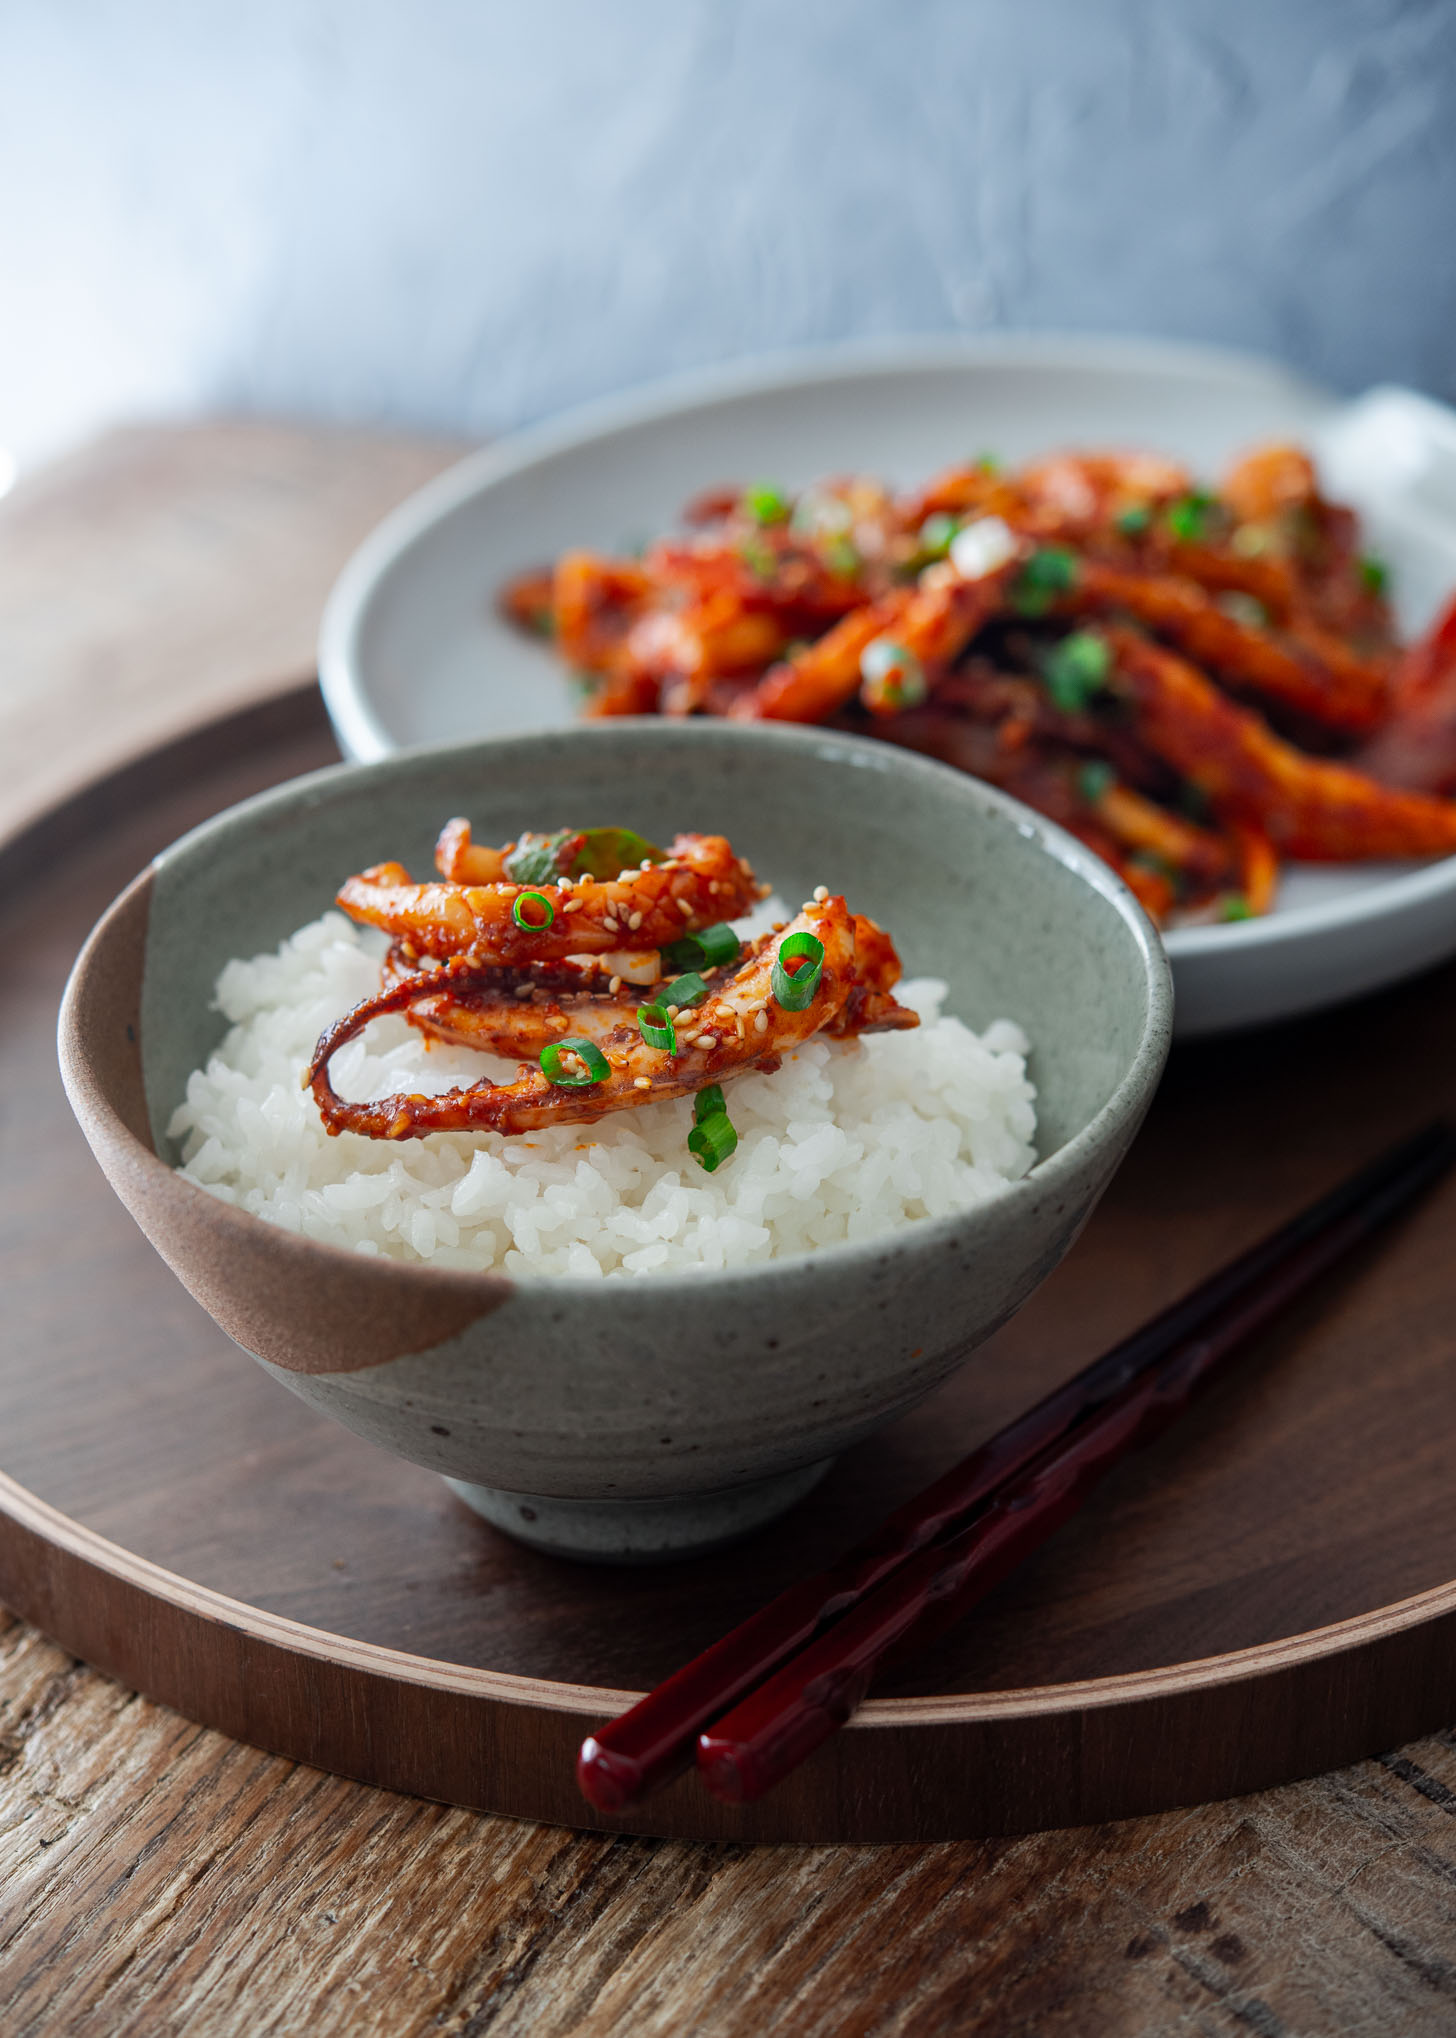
[577,1122,1456,1813]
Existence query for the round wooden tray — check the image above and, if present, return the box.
[5,691,1456,1844]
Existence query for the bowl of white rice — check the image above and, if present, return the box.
[60,721,1171,1559]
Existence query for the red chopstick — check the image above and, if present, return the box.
[577,1123,1456,1813]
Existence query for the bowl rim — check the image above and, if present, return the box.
[61,718,1173,1301]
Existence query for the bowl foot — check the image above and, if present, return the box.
[444,1458,835,1563]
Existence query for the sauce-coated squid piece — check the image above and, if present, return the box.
[306,899,916,1142]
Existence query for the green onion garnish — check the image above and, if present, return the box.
[1041,630,1112,713]
[1076,759,1116,804]
[1165,491,1217,544]
[694,1084,726,1123]
[504,829,575,884]
[1220,894,1255,922]
[688,1111,737,1173]
[663,922,741,973]
[637,1003,677,1053]
[917,512,959,559]
[859,638,928,715]
[569,827,665,879]
[1115,502,1152,537]
[1231,523,1272,558]
[745,482,791,526]
[664,971,709,1009]
[822,533,862,579]
[540,1038,611,1087]
[1012,545,1080,616]
[1360,555,1389,596]
[512,890,555,930]
[1216,591,1269,630]
[772,930,825,1011]
[976,452,1001,474]
[739,534,777,581]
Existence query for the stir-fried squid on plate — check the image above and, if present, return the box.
[307,823,917,1167]
[499,445,1456,926]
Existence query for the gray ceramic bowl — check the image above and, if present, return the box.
[59,722,1171,1560]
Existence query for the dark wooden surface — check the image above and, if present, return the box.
[10,688,1456,1844]
[4,425,1456,2028]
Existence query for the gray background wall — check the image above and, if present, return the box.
[1,0,1453,473]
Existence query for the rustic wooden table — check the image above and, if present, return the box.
[3,425,1456,2037]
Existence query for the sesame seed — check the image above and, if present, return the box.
[562,899,582,914]
[609,975,623,994]
[628,910,643,930]
[709,880,721,894]
[603,917,619,935]
[676,898,694,918]
[633,1076,652,1090]
[813,885,829,903]
[514,983,534,999]
[666,1004,680,1018]
[549,1013,569,1029]
[639,858,653,871]
[736,1013,747,1038]
[698,1034,717,1050]
[558,875,573,891]
[754,1010,769,1035]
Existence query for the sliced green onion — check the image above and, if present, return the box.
[739,534,777,581]
[1011,545,1080,616]
[1360,555,1389,596]
[569,826,665,880]
[822,533,862,579]
[1220,893,1255,922]
[540,1038,611,1087]
[688,1110,738,1173]
[512,889,555,930]
[664,971,709,1009]
[976,452,1001,474]
[859,638,927,715]
[1165,491,1217,544]
[917,511,959,559]
[1216,591,1269,630]
[1115,502,1152,537]
[504,829,575,884]
[772,930,825,1011]
[745,482,791,526]
[693,1083,727,1124]
[1041,630,1112,713]
[637,1003,677,1053]
[1076,759,1116,804]
[664,922,741,973]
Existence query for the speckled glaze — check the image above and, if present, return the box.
[59,722,1171,1559]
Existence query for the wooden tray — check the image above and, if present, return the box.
[5,692,1456,1845]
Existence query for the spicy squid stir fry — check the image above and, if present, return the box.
[307,823,917,1170]
[500,446,1456,925]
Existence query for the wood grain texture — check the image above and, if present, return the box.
[4,422,1456,2031]
[6,1604,1456,2035]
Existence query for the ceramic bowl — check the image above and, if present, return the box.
[59,721,1172,1560]
[318,336,1456,1037]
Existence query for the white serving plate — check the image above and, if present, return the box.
[318,335,1456,1036]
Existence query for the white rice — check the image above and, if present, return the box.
[168,903,1037,1279]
